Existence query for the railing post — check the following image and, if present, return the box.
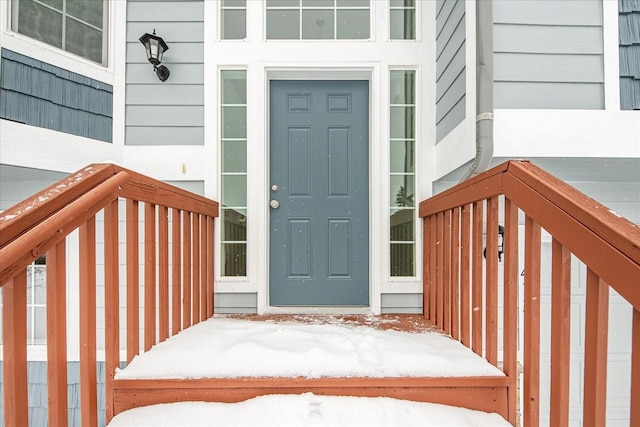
[46,241,68,426]
[126,200,140,362]
[172,208,182,334]
[443,210,452,335]
[207,215,215,317]
[183,211,192,329]
[485,196,499,366]
[144,203,157,351]
[450,207,461,341]
[436,212,444,329]
[503,198,519,425]
[192,213,201,325]
[471,201,484,356]
[159,205,170,341]
[105,199,120,423]
[422,215,431,320]
[550,238,571,427]
[200,214,208,322]
[524,215,541,426]
[460,204,471,347]
[583,269,609,427]
[79,218,98,427]
[2,274,29,426]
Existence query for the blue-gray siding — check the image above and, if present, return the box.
[0,49,113,142]
[0,361,125,427]
[493,0,604,109]
[125,0,204,146]
[620,0,640,109]
[436,0,466,143]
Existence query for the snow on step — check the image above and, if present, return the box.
[115,318,503,379]
[108,393,511,427]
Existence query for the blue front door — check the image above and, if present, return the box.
[269,80,369,306]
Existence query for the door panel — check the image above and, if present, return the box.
[269,80,369,306]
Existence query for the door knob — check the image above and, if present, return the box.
[271,184,279,192]
[270,200,279,209]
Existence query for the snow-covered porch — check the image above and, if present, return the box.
[109,314,511,425]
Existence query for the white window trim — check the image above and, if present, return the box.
[0,0,124,84]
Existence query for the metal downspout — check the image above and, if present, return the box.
[460,0,494,182]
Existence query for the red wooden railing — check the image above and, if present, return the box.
[0,164,219,426]
[420,160,640,426]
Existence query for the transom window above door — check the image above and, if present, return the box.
[266,0,370,40]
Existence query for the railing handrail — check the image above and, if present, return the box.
[0,163,219,287]
[419,160,640,310]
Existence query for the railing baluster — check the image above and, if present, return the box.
[436,212,444,328]
[2,274,29,426]
[451,207,461,341]
[79,218,98,427]
[486,196,499,365]
[183,211,192,329]
[443,210,452,335]
[207,215,215,317]
[105,199,120,423]
[550,238,571,427]
[524,215,541,426]
[159,205,169,341]
[429,215,437,322]
[503,198,519,425]
[172,208,182,334]
[583,268,609,427]
[144,203,156,351]
[632,308,640,426]
[471,201,484,356]
[126,200,139,362]
[46,241,68,426]
[200,214,207,322]
[422,215,431,320]
[192,213,201,325]
[460,204,471,347]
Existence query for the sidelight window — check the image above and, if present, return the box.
[389,70,416,277]
[220,70,248,277]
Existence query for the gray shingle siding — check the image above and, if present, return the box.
[0,49,113,142]
[436,0,466,143]
[620,0,640,109]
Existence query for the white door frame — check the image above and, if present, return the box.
[255,65,383,314]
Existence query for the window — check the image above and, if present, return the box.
[221,0,246,40]
[389,70,416,276]
[11,0,107,65]
[0,256,47,346]
[390,0,415,40]
[220,70,247,277]
[266,0,370,40]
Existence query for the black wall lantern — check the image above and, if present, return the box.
[139,30,170,82]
